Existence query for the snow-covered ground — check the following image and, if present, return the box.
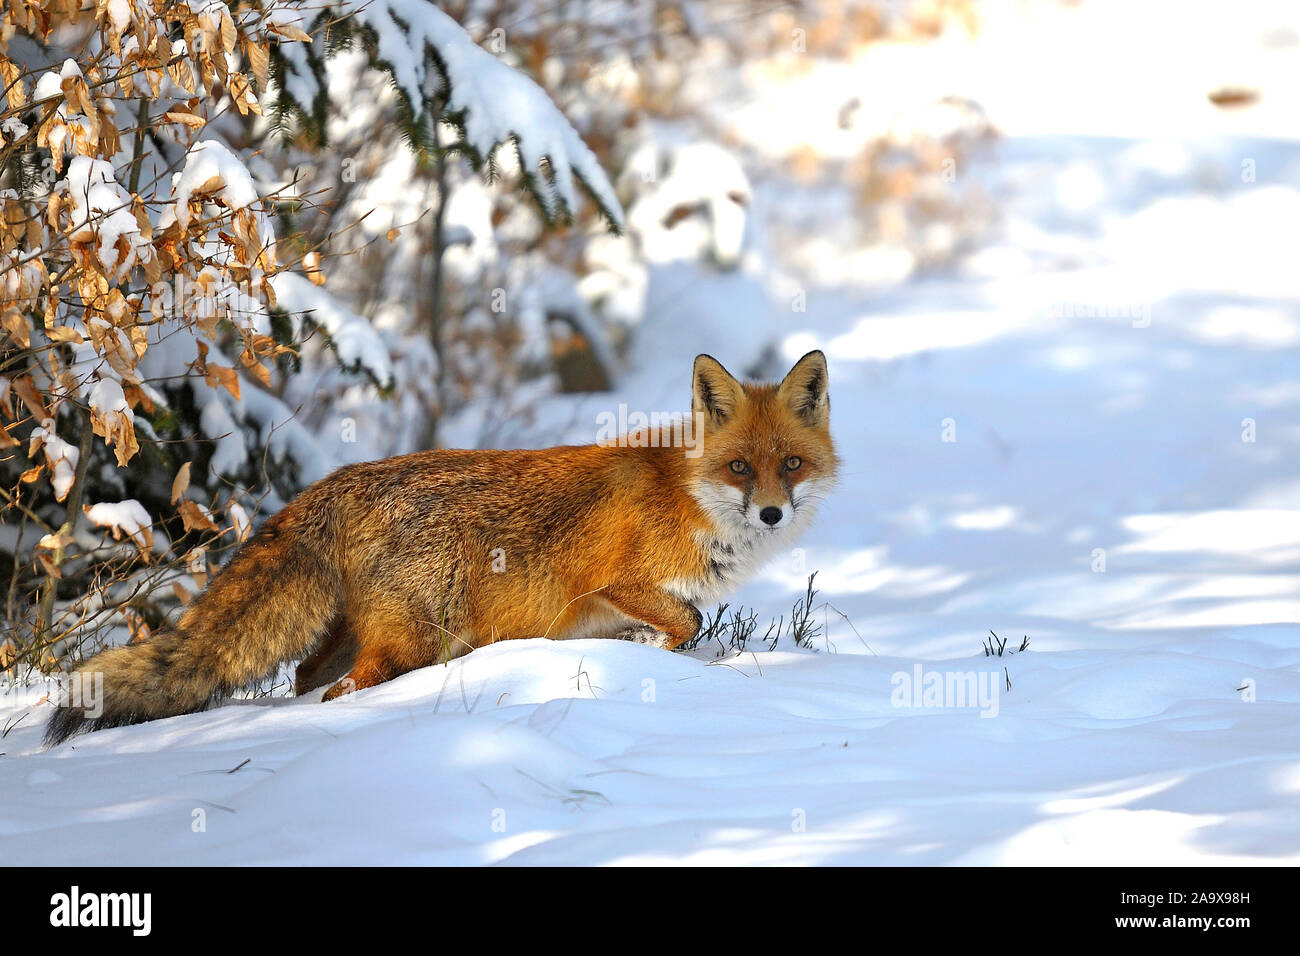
[4,0,1300,864]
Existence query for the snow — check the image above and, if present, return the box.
[233,385,330,485]
[87,377,127,416]
[106,0,133,34]
[2,632,1295,865]
[163,139,262,231]
[413,2,624,225]
[87,377,133,434]
[0,116,28,141]
[282,1,624,228]
[625,141,753,269]
[83,500,153,551]
[63,156,150,278]
[2,0,1299,865]
[27,425,79,503]
[194,374,331,486]
[198,396,247,477]
[32,59,81,109]
[32,70,64,106]
[270,272,394,389]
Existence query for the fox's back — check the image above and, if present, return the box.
[291,444,703,588]
[317,443,688,528]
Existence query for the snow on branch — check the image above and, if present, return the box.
[274,0,625,231]
[270,272,395,390]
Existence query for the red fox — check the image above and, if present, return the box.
[45,351,837,744]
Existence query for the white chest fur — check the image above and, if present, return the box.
[663,524,799,606]
[663,475,831,607]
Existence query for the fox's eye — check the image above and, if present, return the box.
[729,460,750,475]
[785,456,803,471]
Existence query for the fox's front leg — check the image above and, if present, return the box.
[604,585,703,649]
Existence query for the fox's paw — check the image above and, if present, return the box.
[321,677,358,702]
[616,623,673,649]
[320,660,396,701]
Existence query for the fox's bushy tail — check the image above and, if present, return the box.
[44,511,341,746]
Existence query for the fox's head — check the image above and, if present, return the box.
[688,350,838,537]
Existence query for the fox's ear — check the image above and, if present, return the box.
[692,354,745,424]
[778,350,830,426]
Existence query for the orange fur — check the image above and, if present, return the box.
[45,352,837,744]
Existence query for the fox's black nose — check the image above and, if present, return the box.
[759,506,783,526]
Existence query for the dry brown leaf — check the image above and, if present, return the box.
[165,109,206,128]
[246,40,269,91]
[36,552,62,579]
[268,21,313,43]
[12,375,49,421]
[110,414,139,466]
[0,57,27,110]
[243,355,271,387]
[196,173,226,195]
[123,384,153,414]
[45,325,84,344]
[1207,87,1258,109]
[302,250,325,286]
[177,498,219,534]
[167,58,196,95]
[171,460,192,505]
[2,308,30,348]
[206,363,240,399]
[37,531,74,551]
[220,9,238,52]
